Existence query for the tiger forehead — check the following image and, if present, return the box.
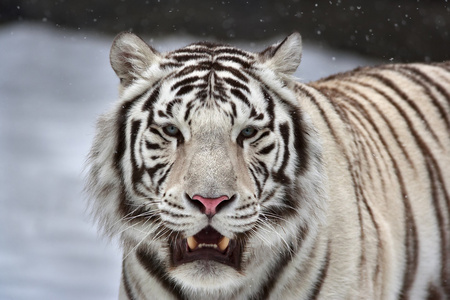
[158,43,260,103]
[150,43,270,126]
[165,42,257,68]
[155,71,266,125]
[189,109,234,134]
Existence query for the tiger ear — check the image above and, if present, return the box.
[110,32,161,87]
[259,32,302,76]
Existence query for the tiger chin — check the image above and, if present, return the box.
[86,31,450,300]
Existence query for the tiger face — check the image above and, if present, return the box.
[87,32,326,293]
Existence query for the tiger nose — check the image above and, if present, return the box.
[190,195,231,217]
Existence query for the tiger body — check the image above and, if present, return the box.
[86,32,450,300]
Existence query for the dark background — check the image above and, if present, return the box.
[1,0,449,62]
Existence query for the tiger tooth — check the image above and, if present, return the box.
[218,236,230,251]
[187,236,198,250]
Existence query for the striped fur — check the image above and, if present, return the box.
[85,32,450,299]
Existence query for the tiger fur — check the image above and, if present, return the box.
[85,32,450,299]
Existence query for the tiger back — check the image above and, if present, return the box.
[86,32,450,299]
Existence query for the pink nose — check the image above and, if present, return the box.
[191,195,229,216]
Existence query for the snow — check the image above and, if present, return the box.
[0,22,375,300]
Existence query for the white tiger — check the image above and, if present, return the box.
[85,32,450,299]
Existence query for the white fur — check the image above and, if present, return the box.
[86,33,450,299]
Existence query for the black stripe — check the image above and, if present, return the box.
[169,48,212,56]
[368,72,441,146]
[115,92,146,170]
[249,167,262,198]
[149,127,169,142]
[230,101,237,117]
[259,84,310,177]
[262,88,275,130]
[249,242,296,300]
[401,65,450,130]
[296,84,340,144]
[345,107,386,192]
[258,143,275,155]
[259,188,277,205]
[340,80,414,168]
[223,77,251,93]
[147,163,167,176]
[230,88,251,107]
[320,85,391,194]
[175,65,211,78]
[143,85,160,112]
[183,101,193,122]
[255,159,269,189]
[217,54,252,68]
[319,79,419,292]
[273,122,291,185]
[160,209,190,219]
[157,163,173,187]
[296,224,309,249]
[136,248,186,300]
[121,263,137,300]
[165,98,182,117]
[171,53,210,62]
[170,76,201,91]
[263,190,299,219]
[157,110,168,118]
[250,131,270,146]
[114,90,162,221]
[426,155,450,293]
[253,112,265,120]
[249,107,258,118]
[346,69,449,294]
[290,106,310,176]
[146,141,160,150]
[333,94,385,280]
[213,64,249,83]
[130,120,144,185]
[216,47,253,59]
[175,85,195,97]
[354,72,450,296]
[308,82,369,282]
[159,62,182,69]
[308,243,331,300]
[426,283,445,300]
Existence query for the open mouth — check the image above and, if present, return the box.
[171,226,241,270]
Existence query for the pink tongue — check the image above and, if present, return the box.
[191,195,229,215]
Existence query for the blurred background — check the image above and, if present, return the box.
[0,1,448,299]
[2,0,450,61]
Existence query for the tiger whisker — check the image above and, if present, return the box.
[122,228,154,262]
[151,225,171,244]
[117,221,146,235]
[105,202,148,233]
[255,219,294,256]
[116,211,161,235]
[114,209,162,235]
[122,209,161,221]
[245,228,279,257]
[259,210,297,227]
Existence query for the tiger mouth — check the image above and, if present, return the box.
[171,226,241,270]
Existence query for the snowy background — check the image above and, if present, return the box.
[0,22,376,300]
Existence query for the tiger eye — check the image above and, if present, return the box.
[240,127,257,138]
[163,124,180,137]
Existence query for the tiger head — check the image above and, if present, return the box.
[86,32,327,293]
